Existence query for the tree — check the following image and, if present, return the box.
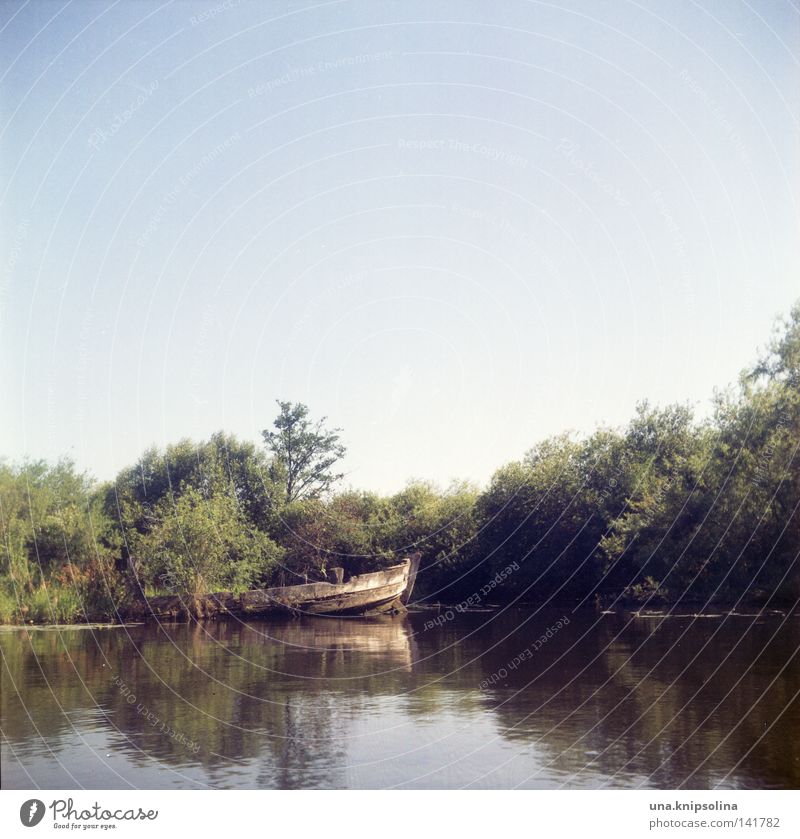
[388,480,479,600]
[106,433,285,573]
[139,485,282,599]
[262,401,346,503]
[475,436,606,604]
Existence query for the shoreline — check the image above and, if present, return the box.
[2,602,796,629]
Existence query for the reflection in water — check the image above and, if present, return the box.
[1,610,798,789]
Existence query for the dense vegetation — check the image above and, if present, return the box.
[1,304,798,623]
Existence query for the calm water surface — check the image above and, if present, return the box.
[1,608,798,789]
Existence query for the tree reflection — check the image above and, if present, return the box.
[1,611,797,788]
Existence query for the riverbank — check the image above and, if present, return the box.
[2,306,798,637]
[3,598,797,628]
[0,623,143,632]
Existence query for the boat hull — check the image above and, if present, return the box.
[241,562,412,615]
[141,558,416,620]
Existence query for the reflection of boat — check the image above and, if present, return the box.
[259,615,416,671]
[142,556,419,620]
[243,557,419,616]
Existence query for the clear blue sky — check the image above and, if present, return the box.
[1,0,798,493]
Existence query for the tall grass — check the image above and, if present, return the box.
[0,582,84,624]
[0,588,17,623]
[29,584,83,623]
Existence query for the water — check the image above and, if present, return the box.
[1,608,798,789]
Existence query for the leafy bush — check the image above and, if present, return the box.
[138,485,283,598]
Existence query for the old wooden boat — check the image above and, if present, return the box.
[141,555,420,620]
[241,556,419,616]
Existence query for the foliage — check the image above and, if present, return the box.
[277,491,395,582]
[137,485,283,598]
[262,401,346,503]
[0,302,797,622]
[0,459,122,622]
[386,481,479,600]
[475,435,606,603]
[107,434,284,559]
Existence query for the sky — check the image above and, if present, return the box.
[1,0,798,494]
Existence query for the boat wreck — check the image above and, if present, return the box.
[139,555,420,621]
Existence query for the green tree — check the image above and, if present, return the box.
[475,435,606,603]
[262,401,346,503]
[387,480,479,600]
[598,403,708,603]
[0,459,126,622]
[107,433,284,572]
[139,485,282,600]
[277,491,396,583]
